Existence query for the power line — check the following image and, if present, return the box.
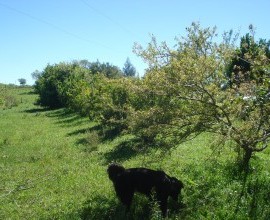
[0,2,114,51]
[79,0,145,43]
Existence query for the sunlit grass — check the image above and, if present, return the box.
[1,86,270,219]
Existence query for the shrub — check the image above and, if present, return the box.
[34,63,77,108]
[89,78,133,139]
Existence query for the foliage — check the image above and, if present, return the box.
[34,60,124,109]
[57,66,92,115]
[31,70,42,81]
[33,24,270,169]
[74,59,123,78]
[133,22,270,168]
[34,61,133,137]
[34,62,77,108]
[87,77,134,138]
[225,25,270,87]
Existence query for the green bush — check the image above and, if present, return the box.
[34,63,76,108]
[58,67,92,115]
[87,78,133,139]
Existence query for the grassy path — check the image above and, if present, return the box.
[0,87,114,219]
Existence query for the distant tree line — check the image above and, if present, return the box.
[33,59,136,108]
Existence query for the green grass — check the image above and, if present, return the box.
[1,86,270,219]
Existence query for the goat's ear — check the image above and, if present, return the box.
[165,175,173,185]
[156,170,166,178]
[169,177,177,183]
[181,181,184,188]
[170,177,184,189]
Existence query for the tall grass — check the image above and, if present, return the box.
[0,86,270,219]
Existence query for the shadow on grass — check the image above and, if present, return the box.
[24,108,50,113]
[78,194,184,220]
[45,108,75,118]
[73,124,129,147]
[72,125,101,151]
[57,114,84,125]
[24,106,145,161]
[68,124,101,136]
[201,158,270,220]
[19,90,36,95]
[79,195,154,220]
[232,168,270,219]
[79,196,124,220]
[103,139,144,164]
[43,108,91,127]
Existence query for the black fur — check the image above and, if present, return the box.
[107,163,184,217]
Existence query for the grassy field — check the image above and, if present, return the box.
[1,85,270,219]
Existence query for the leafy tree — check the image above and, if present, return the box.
[100,62,123,78]
[74,60,123,78]
[133,23,270,170]
[57,65,92,115]
[34,63,77,108]
[85,75,133,138]
[225,25,270,88]
[31,70,42,81]
[123,57,136,77]
[34,60,123,109]
[18,78,26,86]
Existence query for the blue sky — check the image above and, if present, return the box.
[1,0,269,85]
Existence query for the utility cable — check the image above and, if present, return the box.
[79,0,145,43]
[0,2,114,51]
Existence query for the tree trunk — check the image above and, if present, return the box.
[242,147,253,173]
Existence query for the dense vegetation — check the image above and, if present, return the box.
[1,23,270,219]
[34,23,270,169]
[1,85,270,219]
